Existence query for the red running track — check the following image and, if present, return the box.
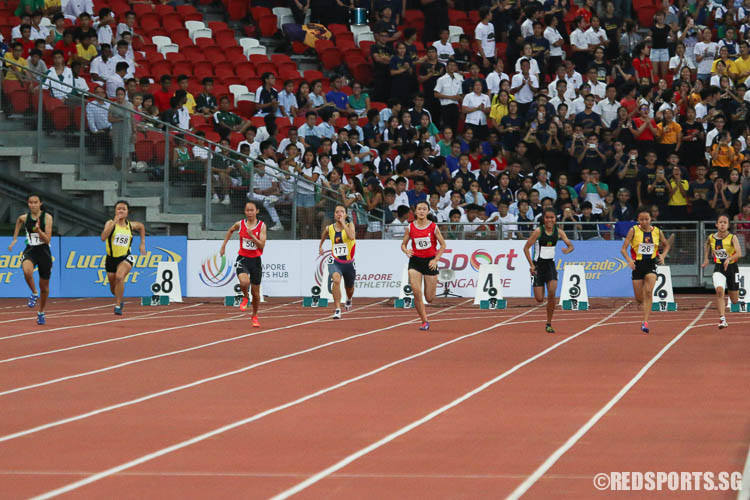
[0,296,747,499]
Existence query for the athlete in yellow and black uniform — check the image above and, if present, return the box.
[318,204,356,320]
[702,213,743,329]
[8,194,53,325]
[621,206,670,334]
[101,200,146,316]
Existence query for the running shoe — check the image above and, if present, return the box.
[119,302,124,312]
[419,321,430,331]
[719,318,728,329]
[640,322,649,334]
[28,293,39,308]
[545,324,555,334]
[333,308,341,319]
[239,297,249,311]
[344,299,352,312]
[114,305,123,316]
[37,312,45,325]
[252,316,260,328]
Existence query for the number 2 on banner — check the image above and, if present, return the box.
[652,266,674,304]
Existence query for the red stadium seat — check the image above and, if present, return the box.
[256,62,277,76]
[215,29,237,47]
[172,61,193,76]
[139,12,160,32]
[193,61,214,79]
[162,12,183,31]
[182,46,203,60]
[190,115,208,128]
[249,54,269,64]
[154,4,174,16]
[150,60,172,79]
[304,69,323,81]
[320,47,342,71]
[227,0,247,21]
[10,89,30,114]
[352,62,372,85]
[257,13,277,38]
[135,139,155,162]
[214,61,236,78]
[236,100,256,118]
[51,105,72,130]
[176,4,199,18]
[203,46,226,62]
[223,46,244,61]
[235,62,256,79]
[166,52,186,64]
[270,54,292,65]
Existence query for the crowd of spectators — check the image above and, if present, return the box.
[3,0,750,247]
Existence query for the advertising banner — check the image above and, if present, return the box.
[187,240,301,297]
[553,240,632,297]
[0,237,62,297]
[58,236,187,297]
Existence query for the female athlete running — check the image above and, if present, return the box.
[101,200,146,315]
[220,201,266,327]
[8,194,53,325]
[702,213,743,329]
[621,206,670,333]
[523,208,574,333]
[400,201,447,331]
[318,204,356,319]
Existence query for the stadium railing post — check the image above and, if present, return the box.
[36,84,43,163]
[163,127,170,212]
[78,92,86,180]
[205,146,212,230]
[291,180,298,240]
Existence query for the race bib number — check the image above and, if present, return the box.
[414,236,432,250]
[242,238,256,250]
[539,246,555,259]
[113,234,131,247]
[714,249,729,260]
[638,243,654,256]
[332,243,348,258]
[27,233,41,246]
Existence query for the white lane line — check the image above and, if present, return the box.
[269,304,627,500]
[0,303,119,324]
[0,301,303,359]
[0,299,458,442]
[0,300,384,396]
[0,298,88,311]
[505,302,710,500]
[28,303,536,499]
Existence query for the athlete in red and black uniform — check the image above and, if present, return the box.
[220,201,266,327]
[400,201,447,331]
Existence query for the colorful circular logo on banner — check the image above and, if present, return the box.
[469,249,493,272]
[314,251,332,286]
[199,253,235,287]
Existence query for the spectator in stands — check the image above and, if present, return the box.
[569,16,590,73]
[214,95,251,139]
[86,85,112,162]
[510,58,538,117]
[250,141,285,231]
[434,59,463,132]
[109,40,134,79]
[346,81,370,118]
[108,87,134,171]
[43,49,74,100]
[95,8,114,46]
[17,24,35,58]
[475,6,496,71]
[4,42,29,83]
[174,75,195,115]
[452,34,472,71]
[370,28,394,103]
[74,31,97,69]
[462,80,491,139]
[152,75,173,113]
[432,28,454,65]
[195,78,218,118]
[89,43,112,86]
[73,12,95,45]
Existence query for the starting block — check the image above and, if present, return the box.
[141,282,170,306]
[729,302,749,313]
[225,284,243,307]
[562,299,588,310]
[303,285,329,307]
[141,295,169,306]
[394,297,415,308]
[652,301,678,311]
[479,298,507,310]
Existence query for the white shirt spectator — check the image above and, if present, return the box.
[496,212,518,239]
[11,24,23,40]
[549,95,576,118]
[594,98,621,127]
[533,181,557,201]
[432,39,455,64]
[97,23,113,46]
[570,28,589,52]
[462,92,491,125]
[277,138,304,161]
[585,26,608,49]
[387,219,409,239]
[694,41,718,74]
[44,67,75,99]
[72,75,89,95]
[474,21,496,59]
[390,191,409,211]
[485,69,509,96]
[116,23,137,41]
[30,24,49,42]
[434,72,464,105]
[544,26,564,57]
[105,72,125,99]
[192,144,211,161]
[86,99,111,133]
[514,56,540,76]
[710,73,733,88]
[567,95,585,116]
[90,55,113,82]
[669,54,696,74]
[565,70,583,90]
[177,106,190,130]
[440,204,465,221]
[296,165,322,194]
[278,89,298,118]
[547,78,577,100]
[63,0,94,21]
[108,54,134,79]
[237,140,260,158]
[520,18,535,39]
[510,72,538,103]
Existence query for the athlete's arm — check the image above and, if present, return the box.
[344,222,356,241]
[132,221,146,255]
[657,229,670,264]
[37,213,53,245]
[701,237,711,268]
[219,221,241,256]
[250,223,267,251]
[558,228,575,254]
[318,225,329,255]
[8,215,25,251]
[727,234,743,269]
[523,228,541,273]
[100,219,115,241]
[400,230,412,258]
[430,226,447,270]
[621,227,636,269]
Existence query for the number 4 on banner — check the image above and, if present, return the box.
[651,265,677,311]
[474,264,506,309]
[559,264,589,310]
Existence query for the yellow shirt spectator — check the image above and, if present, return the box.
[711,143,736,169]
[733,54,750,81]
[76,43,98,62]
[657,121,681,145]
[4,53,27,80]
[184,92,197,114]
[668,178,689,206]
[711,58,737,75]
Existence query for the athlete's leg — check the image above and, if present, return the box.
[533,285,545,303]
[423,274,438,303]
[250,283,261,316]
[642,273,657,324]
[114,260,133,307]
[107,272,117,297]
[22,260,38,295]
[238,272,250,299]
[331,271,343,309]
[38,279,49,313]
[632,279,644,304]
[727,289,740,305]
[716,286,726,318]
[409,269,428,324]
[545,279,558,325]
[345,286,354,301]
